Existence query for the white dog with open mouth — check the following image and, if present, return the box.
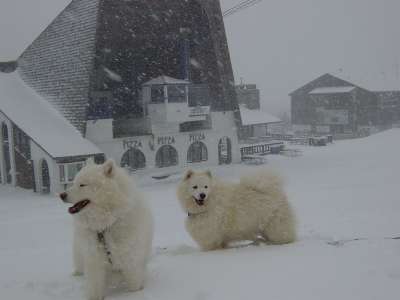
[59,159,153,300]
[177,169,296,251]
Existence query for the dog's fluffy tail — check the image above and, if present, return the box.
[239,169,284,194]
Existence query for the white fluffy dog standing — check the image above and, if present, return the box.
[177,169,296,251]
[59,159,153,300]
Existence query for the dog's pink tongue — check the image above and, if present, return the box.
[68,205,79,214]
[68,200,90,214]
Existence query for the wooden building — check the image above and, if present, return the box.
[290,74,379,135]
[235,84,283,158]
[375,91,400,126]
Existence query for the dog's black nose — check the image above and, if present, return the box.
[199,193,206,200]
[59,192,67,201]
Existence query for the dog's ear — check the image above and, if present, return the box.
[184,169,194,180]
[205,170,212,178]
[103,159,116,178]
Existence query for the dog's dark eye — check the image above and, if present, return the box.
[193,185,198,189]
[80,184,87,187]
[204,186,208,189]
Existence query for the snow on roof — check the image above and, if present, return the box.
[0,0,71,61]
[0,72,102,158]
[239,105,281,126]
[143,76,190,86]
[309,86,356,95]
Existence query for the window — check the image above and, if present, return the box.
[179,119,212,132]
[59,162,85,184]
[40,159,50,194]
[156,145,179,168]
[13,126,30,159]
[168,85,186,103]
[121,148,146,171]
[151,86,165,103]
[187,141,208,163]
[188,84,211,106]
[240,125,254,138]
[1,122,12,184]
[218,137,232,165]
[59,165,65,183]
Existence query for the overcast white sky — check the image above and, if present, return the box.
[221,0,400,114]
[1,0,400,115]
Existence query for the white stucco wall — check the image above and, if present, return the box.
[87,110,241,175]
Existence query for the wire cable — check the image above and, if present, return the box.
[222,0,263,18]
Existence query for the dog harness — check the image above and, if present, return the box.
[97,231,113,265]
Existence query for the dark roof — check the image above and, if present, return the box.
[290,73,367,96]
[0,61,17,73]
[17,0,99,134]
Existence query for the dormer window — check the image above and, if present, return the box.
[142,75,210,123]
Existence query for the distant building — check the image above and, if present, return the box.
[0,0,241,193]
[374,91,400,126]
[236,84,260,109]
[290,74,379,135]
[235,84,283,157]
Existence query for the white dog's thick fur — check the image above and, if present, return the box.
[60,160,153,300]
[177,169,296,251]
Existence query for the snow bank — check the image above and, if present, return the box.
[1,129,400,299]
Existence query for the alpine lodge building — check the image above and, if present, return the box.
[0,0,242,193]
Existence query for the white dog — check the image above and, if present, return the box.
[59,159,153,300]
[177,169,296,251]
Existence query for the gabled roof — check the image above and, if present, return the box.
[0,72,102,158]
[309,86,355,95]
[290,73,361,96]
[239,105,281,126]
[0,0,72,61]
[143,76,190,86]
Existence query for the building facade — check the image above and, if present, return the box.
[235,84,283,157]
[375,91,400,127]
[0,72,104,193]
[236,83,261,110]
[0,0,241,193]
[290,74,379,135]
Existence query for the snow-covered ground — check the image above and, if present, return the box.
[1,129,400,300]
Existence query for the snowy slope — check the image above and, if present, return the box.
[1,129,400,300]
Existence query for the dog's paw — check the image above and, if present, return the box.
[72,270,83,276]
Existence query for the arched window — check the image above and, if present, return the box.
[218,137,232,165]
[121,148,146,171]
[187,141,208,163]
[1,123,12,183]
[40,159,50,194]
[156,145,178,168]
